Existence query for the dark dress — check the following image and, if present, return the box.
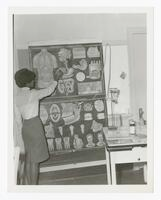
[22,116,49,163]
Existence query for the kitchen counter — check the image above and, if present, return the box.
[106,134,147,150]
[103,126,147,148]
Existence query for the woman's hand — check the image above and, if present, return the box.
[53,68,64,81]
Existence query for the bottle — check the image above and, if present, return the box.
[129,120,136,135]
[139,108,145,126]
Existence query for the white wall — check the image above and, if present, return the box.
[14,14,146,48]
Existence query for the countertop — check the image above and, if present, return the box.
[103,127,147,149]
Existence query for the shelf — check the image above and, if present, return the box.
[40,147,106,168]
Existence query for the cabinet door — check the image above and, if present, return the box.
[128,28,147,121]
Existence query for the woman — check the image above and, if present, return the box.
[14,68,59,185]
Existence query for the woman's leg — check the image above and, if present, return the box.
[25,162,31,184]
[24,152,39,185]
[30,162,39,185]
[24,152,31,184]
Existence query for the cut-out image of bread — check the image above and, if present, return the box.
[87,47,100,58]
[72,47,86,59]
[87,60,101,80]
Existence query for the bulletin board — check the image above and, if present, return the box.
[29,43,106,98]
[28,42,108,153]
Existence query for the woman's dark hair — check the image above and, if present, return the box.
[14,68,36,88]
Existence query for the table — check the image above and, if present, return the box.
[105,134,147,185]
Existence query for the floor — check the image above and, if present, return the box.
[38,164,146,185]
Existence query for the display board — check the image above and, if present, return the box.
[29,42,108,153]
[29,43,105,97]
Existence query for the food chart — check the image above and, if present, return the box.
[29,42,108,153]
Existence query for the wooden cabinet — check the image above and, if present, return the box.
[106,146,147,184]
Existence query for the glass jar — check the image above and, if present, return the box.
[129,120,136,135]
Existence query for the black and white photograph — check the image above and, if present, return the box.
[7,7,154,194]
